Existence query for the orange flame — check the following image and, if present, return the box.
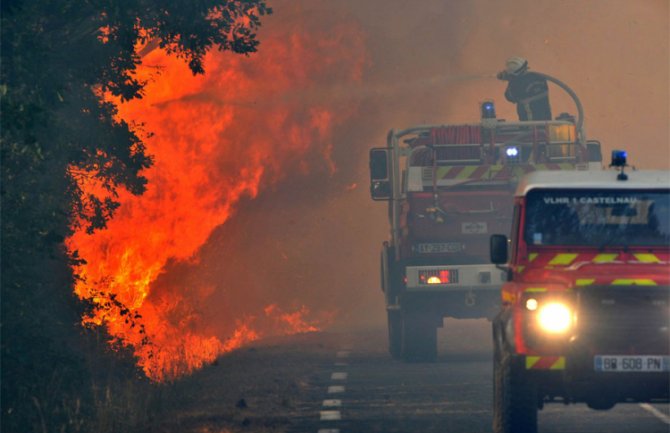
[264,304,320,334]
[67,17,366,381]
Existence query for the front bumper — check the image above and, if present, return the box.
[398,288,500,319]
[519,353,669,406]
[517,284,670,405]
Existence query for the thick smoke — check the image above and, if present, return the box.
[184,0,668,334]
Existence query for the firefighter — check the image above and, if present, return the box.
[497,56,552,121]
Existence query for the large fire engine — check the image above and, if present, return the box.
[490,156,670,433]
[369,78,602,361]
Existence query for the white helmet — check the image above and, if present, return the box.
[505,56,528,76]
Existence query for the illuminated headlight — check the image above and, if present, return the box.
[536,302,572,333]
[505,146,519,157]
[525,298,538,311]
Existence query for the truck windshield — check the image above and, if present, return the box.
[524,188,670,247]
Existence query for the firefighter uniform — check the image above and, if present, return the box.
[504,71,552,121]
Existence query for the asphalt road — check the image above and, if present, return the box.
[157,319,669,433]
[284,320,670,433]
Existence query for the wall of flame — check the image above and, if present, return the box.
[67,8,366,381]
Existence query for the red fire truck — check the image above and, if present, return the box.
[369,91,602,361]
[490,156,670,433]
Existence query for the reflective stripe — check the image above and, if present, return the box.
[526,356,540,369]
[533,163,575,170]
[517,266,526,273]
[526,356,539,369]
[528,253,538,262]
[551,357,566,370]
[435,167,456,179]
[634,253,661,263]
[526,356,566,370]
[549,253,578,265]
[456,165,478,179]
[435,166,480,180]
[525,287,546,292]
[433,163,578,181]
[576,278,595,286]
[593,253,617,263]
[612,279,657,286]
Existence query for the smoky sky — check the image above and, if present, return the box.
[153,0,669,336]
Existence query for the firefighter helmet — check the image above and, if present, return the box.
[505,56,528,76]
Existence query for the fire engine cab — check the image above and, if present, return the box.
[490,153,670,433]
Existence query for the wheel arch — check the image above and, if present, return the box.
[493,306,516,354]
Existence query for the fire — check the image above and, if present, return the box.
[264,304,320,334]
[67,15,366,381]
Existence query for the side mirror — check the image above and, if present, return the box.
[490,234,508,264]
[369,148,391,200]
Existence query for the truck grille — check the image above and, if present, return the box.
[575,286,670,353]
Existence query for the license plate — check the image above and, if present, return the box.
[461,222,487,234]
[415,243,462,253]
[594,355,670,372]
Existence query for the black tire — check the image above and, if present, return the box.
[400,311,437,362]
[493,340,538,433]
[387,311,402,359]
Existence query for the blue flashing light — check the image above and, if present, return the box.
[610,149,629,181]
[481,100,496,119]
[611,150,627,167]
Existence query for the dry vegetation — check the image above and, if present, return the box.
[131,332,342,433]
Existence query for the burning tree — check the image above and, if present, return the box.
[66,11,366,380]
[1,1,270,431]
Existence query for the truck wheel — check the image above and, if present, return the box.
[387,311,402,359]
[493,343,538,433]
[400,312,437,362]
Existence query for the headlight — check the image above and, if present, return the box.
[525,298,539,311]
[536,302,572,333]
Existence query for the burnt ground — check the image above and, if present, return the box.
[147,320,670,433]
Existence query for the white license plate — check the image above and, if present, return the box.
[416,243,462,253]
[594,355,670,372]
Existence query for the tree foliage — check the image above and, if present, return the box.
[1,1,271,431]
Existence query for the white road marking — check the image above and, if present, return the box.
[320,410,342,421]
[319,350,351,430]
[639,403,670,425]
